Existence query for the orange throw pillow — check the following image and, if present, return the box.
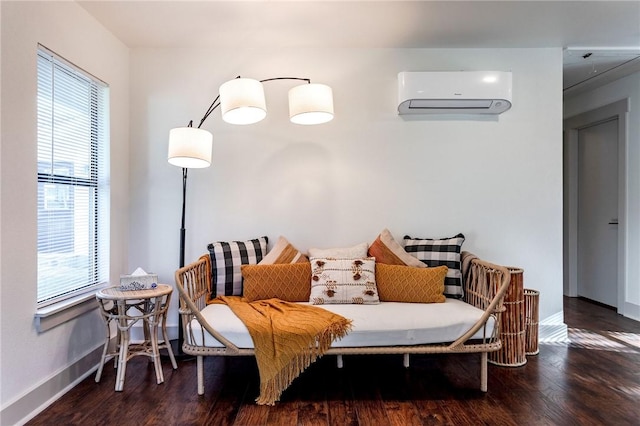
[259,236,309,264]
[375,263,447,303]
[242,262,311,302]
[368,229,425,267]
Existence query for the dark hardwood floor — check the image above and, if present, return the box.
[27,297,640,425]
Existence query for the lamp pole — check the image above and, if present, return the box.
[180,167,188,269]
[173,167,189,357]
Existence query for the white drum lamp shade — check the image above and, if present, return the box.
[167,127,213,168]
[289,83,334,125]
[219,78,267,125]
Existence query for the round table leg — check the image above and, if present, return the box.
[115,301,130,391]
[161,293,178,370]
[95,300,112,383]
[149,296,164,384]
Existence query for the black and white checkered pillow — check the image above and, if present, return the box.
[403,233,465,298]
[207,236,268,298]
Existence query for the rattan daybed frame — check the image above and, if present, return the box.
[175,254,511,395]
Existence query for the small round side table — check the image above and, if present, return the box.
[95,284,177,391]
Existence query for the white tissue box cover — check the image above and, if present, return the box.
[119,274,158,291]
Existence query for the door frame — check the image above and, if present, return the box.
[564,99,629,313]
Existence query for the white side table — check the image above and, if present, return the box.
[95,284,177,391]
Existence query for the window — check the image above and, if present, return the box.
[37,46,110,306]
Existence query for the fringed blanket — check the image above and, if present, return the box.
[216,296,352,405]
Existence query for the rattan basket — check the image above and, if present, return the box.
[524,288,540,356]
[489,267,526,367]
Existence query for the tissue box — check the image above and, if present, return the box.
[119,274,158,291]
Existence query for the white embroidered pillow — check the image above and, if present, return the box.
[309,257,379,305]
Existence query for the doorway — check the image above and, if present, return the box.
[577,118,618,307]
[564,99,628,313]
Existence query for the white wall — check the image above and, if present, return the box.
[130,47,564,330]
[0,1,129,423]
[564,72,640,320]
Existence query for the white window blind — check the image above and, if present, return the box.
[37,46,110,306]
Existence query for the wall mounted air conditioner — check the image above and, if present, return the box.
[398,71,512,115]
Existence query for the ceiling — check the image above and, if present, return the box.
[78,1,640,94]
[563,47,640,94]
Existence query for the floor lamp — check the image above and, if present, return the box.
[167,75,334,357]
[167,126,212,357]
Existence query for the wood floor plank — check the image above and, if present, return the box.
[323,358,359,426]
[233,403,271,426]
[347,358,392,426]
[292,362,329,426]
[25,297,640,425]
[383,399,425,426]
[200,359,251,426]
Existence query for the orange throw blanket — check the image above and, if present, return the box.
[217,296,352,405]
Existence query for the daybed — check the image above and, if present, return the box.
[175,237,511,400]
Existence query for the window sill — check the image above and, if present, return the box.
[35,290,100,333]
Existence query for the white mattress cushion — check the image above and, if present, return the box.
[187,299,495,348]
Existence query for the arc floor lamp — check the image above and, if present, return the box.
[167,76,334,356]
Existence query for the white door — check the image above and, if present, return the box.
[577,118,618,307]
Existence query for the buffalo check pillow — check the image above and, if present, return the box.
[207,236,268,300]
[403,233,465,298]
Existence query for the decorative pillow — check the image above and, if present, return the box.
[308,242,368,258]
[375,263,447,303]
[259,236,309,265]
[368,229,426,268]
[241,262,312,302]
[207,236,268,299]
[309,257,379,305]
[403,233,465,298]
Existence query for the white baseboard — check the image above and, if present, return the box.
[539,322,569,343]
[622,301,640,321]
[0,344,103,426]
[539,311,569,343]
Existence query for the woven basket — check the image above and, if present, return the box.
[489,267,526,367]
[524,288,540,356]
